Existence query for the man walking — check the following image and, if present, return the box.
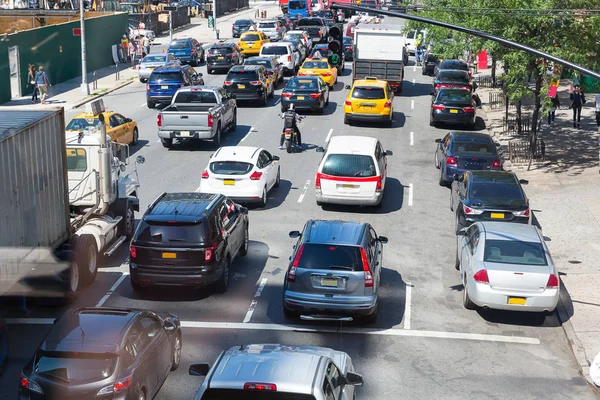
[120,34,129,63]
[142,35,151,57]
[34,65,51,104]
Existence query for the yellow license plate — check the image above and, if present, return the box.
[161,85,169,89]
[342,184,355,188]
[162,252,176,259]
[223,180,235,185]
[218,56,224,59]
[238,84,246,89]
[297,96,305,100]
[321,278,338,287]
[490,213,505,219]
[508,297,526,305]
[148,67,154,70]
[180,131,190,137]
[450,109,459,113]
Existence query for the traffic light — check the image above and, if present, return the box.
[328,24,343,67]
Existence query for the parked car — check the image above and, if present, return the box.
[238,31,270,56]
[456,222,559,315]
[451,171,531,233]
[315,135,392,207]
[198,146,281,207]
[283,219,388,323]
[344,77,394,126]
[435,58,471,78]
[243,56,285,87]
[259,42,299,75]
[189,344,364,399]
[19,307,182,400]
[138,54,180,82]
[281,75,329,113]
[146,64,204,108]
[129,192,249,293]
[431,70,474,96]
[257,19,286,41]
[66,111,139,146]
[223,65,275,105]
[167,37,205,66]
[232,19,256,38]
[206,42,243,74]
[430,88,477,129]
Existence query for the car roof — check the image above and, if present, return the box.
[209,42,236,48]
[209,344,346,393]
[152,64,186,73]
[262,42,291,47]
[326,135,378,154]
[469,171,518,184]
[41,308,138,354]
[353,78,387,88]
[258,19,279,23]
[480,222,542,243]
[438,69,469,77]
[211,146,262,162]
[71,111,115,119]
[286,30,307,34]
[234,19,253,23]
[170,37,192,43]
[147,192,221,223]
[305,220,366,245]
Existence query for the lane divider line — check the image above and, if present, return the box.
[408,183,413,207]
[96,272,129,307]
[140,103,146,107]
[297,180,310,203]
[243,278,268,323]
[240,126,253,142]
[413,65,416,72]
[412,78,415,84]
[410,131,414,146]
[411,100,414,110]
[325,128,333,143]
[404,282,413,330]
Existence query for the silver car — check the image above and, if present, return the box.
[257,19,285,41]
[189,344,364,400]
[283,220,388,324]
[456,221,559,315]
[138,54,181,82]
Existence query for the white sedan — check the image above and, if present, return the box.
[197,146,281,207]
[456,221,559,316]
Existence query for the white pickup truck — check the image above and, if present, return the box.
[157,86,238,149]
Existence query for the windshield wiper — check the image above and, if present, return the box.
[329,265,353,271]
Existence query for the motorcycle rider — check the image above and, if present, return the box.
[279,104,302,150]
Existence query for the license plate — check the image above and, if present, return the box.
[162,252,176,259]
[450,109,459,113]
[342,184,355,188]
[297,96,305,100]
[148,67,154,70]
[363,106,372,110]
[180,131,190,137]
[161,85,169,89]
[321,278,338,287]
[218,56,224,59]
[490,213,505,219]
[223,179,235,185]
[238,84,246,89]
[508,297,526,305]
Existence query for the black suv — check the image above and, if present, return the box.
[206,42,243,74]
[223,65,274,106]
[129,192,249,293]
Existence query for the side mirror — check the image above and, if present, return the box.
[163,320,176,331]
[136,155,145,164]
[239,206,249,215]
[120,164,127,172]
[189,363,211,376]
[344,84,351,89]
[316,146,325,153]
[434,138,442,143]
[126,118,132,122]
[378,236,388,244]
[519,179,529,185]
[456,227,468,236]
[384,150,393,156]
[345,371,364,386]
[273,155,280,161]
[289,230,300,238]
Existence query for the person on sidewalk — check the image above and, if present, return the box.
[121,34,129,63]
[569,85,585,129]
[142,35,151,57]
[27,64,38,103]
[34,65,51,104]
[548,95,560,125]
[594,92,600,133]
[128,40,137,67]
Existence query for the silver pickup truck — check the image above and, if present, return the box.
[157,86,237,149]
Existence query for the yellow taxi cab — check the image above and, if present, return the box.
[66,111,139,145]
[343,77,394,126]
[297,58,338,87]
[238,31,270,56]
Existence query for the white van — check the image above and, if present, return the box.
[405,29,427,55]
[259,42,298,74]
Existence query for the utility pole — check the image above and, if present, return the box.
[79,0,89,95]
[169,10,173,42]
[212,0,218,39]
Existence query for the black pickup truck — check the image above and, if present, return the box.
[295,17,327,44]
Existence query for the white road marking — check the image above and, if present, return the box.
[404,282,412,329]
[140,103,146,107]
[410,131,414,146]
[413,65,416,72]
[411,100,414,110]
[408,183,413,206]
[243,278,268,323]
[96,273,129,307]
[325,128,333,143]
[297,180,310,203]
[240,126,253,142]
[412,78,415,84]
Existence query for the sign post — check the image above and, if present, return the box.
[164,6,177,42]
[79,0,89,95]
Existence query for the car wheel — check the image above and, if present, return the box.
[161,138,173,148]
[434,152,440,169]
[463,281,476,310]
[318,104,325,114]
[207,69,213,75]
[455,247,460,270]
[137,389,146,400]
[139,78,145,83]
[422,67,427,75]
[215,257,230,293]
[131,128,139,146]
[325,94,329,106]
[170,334,182,371]
[213,124,221,148]
[239,224,249,257]
[147,100,155,108]
[439,168,447,187]
[258,186,267,208]
[125,204,135,239]
[76,234,98,286]
[274,167,280,187]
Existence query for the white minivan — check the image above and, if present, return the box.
[315,136,393,207]
[259,42,298,75]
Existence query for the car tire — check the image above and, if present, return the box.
[139,78,146,83]
[131,128,139,146]
[439,169,447,186]
[455,247,460,271]
[229,111,237,132]
[213,124,222,148]
[161,138,173,148]
[0,318,8,376]
[422,66,427,75]
[137,389,146,400]
[283,306,298,320]
[76,234,98,286]
[463,281,476,310]
[215,257,230,293]
[131,279,146,292]
[170,334,182,371]
[274,167,281,187]
[125,204,135,239]
[325,94,329,106]
[344,115,350,125]
[147,100,155,108]
[239,224,249,257]
[316,200,323,206]
[258,186,267,208]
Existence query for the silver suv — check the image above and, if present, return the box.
[283,220,388,324]
[257,19,285,41]
[189,344,364,400]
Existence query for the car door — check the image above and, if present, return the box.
[219,199,241,256]
[368,227,382,291]
[114,113,133,144]
[461,224,480,280]
[138,314,171,393]
[107,115,124,143]
[259,150,276,189]
[375,142,387,190]
[451,172,466,211]
[218,88,233,124]
[125,322,157,395]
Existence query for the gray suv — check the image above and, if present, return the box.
[283,220,388,324]
[189,344,364,400]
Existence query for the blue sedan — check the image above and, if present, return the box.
[434,131,502,186]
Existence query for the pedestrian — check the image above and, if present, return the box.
[27,64,38,103]
[569,85,586,129]
[34,65,51,104]
[128,40,137,67]
[120,34,129,63]
[548,95,560,125]
[142,35,150,57]
[594,91,600,133]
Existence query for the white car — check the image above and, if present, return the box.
[259,42,299,74]
[284,30,313,51]
[456,221,560,315]
[315,136,392,207]
[198,146,281,207]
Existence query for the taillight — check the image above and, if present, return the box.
[309,93,321,98]
[546,274,559,289]
[344,100,352,106]
[463,206,484,215]
[318,31,322,37]
[191,49,196,54]
[384,101,392,108]
[201,169,209,179]
[435,84,441,89]
[208,114,213,127]
[491,159,501,169]
[321,72,332,76]
[204,243,218,262]
[288,244,305,282]
[129,247,137,259]
[250,81,261,85]
[146,82,149,91]
[244,382,277,391]
[360,247,374,287]
[375,176,383,192]
[223,81,233,85]
[433,104,446,111]
[113,376,133,393]
[20,373,43,394]
[473,269,489,284]
[157,114,162,127]
[446,156,456,165]
[315,172,322,189]
[298,72,307,76]
[250,171,263,180]
[287,55,292,62]
[345,46,352,50]
[462,106,476,113]
[282,92,292,98]
[512,208,530,217]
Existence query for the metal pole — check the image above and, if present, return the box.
[169,10,173,42]
[212,0,217,39]
[79,0,89,95]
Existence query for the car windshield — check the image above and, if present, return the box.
[261,46,289,55]
[322,154,376,177]
[136,221,207,243]
[286,78,318,89]
[209,47,232,55]
[245,59,271,67]
[200,389,317,400]
[169,40,191,49]
[209,161,254,175]
[258,22,277,28]
[352,86,385,100]
[234,20,252,26]
[66,118,100,131]
[438,90,472,103]
[469,182,523,201]
[451,139,494,154]
[149,72,182,82]
[303,61,328,69]
[173,91,217,103]
[142,55,166,63]
[242,33,261,41]
[227,71,259,81]
[34,351,116,384]
[297,244,363,271]
[484,239,547,266]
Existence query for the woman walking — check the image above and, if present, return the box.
[35,65,51,104]
[569,85,586,129]
[27,64,38,103]
[548,95,560,125]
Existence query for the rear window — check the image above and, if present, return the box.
[234,20,252,26]
[438,71,469,83]
[297,19,322,26]
[34,352,116,384]
[200,390,316,400]
[136,221,207,243]
[241,33,261,41]
[298,244,363,271]
[352,86,385,100]
[209,47,232,55]
[438,90,471,103]
[209,161,253,175]
[149,71,183,82]
[470,182,523,201]
[303,61,328,69]
[286,78,318,90]
[169,40,191,49]
[142,55,166,63]
[261,46,289,55]
[484,239,547,266]
[173,91,217,103]
[245,59,272,67]
[226,70,259,80]
[440,61,469,71]
[322,154,376,177]
[451,140,494,154]
[258,22,276,28]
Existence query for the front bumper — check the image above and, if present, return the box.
[316,190,383,206]
[158,128,215,140]
[469,281,558,313]
[283,291,378,317]
[130,262,223,287]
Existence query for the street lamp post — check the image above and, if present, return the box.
[79,0,89,95]
[212,0,218,39]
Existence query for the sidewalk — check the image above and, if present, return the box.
[0,1,282,111]
[475,65,600,390]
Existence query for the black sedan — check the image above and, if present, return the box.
[343,36,353,61]
[232,19,256,38]
[244,56,285,87]
[206,43,243,74]
[19,307,181,400]
[434,59,470,78]
[451,170,531,233]
[432,70,474,95]
[281,76,329,113]
[430,88,477,128]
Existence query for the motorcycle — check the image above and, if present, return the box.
[279,114,304,153]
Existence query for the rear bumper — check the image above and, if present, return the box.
[197,185,264,203]
[207,61,236,70]
[241,49,260,56]
[465,214,531,226]
[469,282,558,313]
[130,262,222,287]
[226,90,264,101]
[344,112,391,123]
[432,112,475,126]
[283,291,378,316]
[147,94,175,103]
[316,190,383,206]
[281,98,321,110]
[158,128,215,140]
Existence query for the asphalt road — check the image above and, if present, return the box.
[0,16,595,400]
